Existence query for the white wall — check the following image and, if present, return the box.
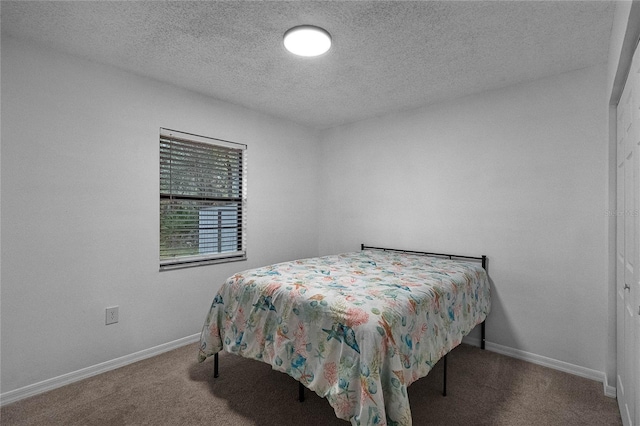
[0,37,321,394]
[318,65,610,374]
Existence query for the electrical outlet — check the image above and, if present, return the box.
[105,306,119,325]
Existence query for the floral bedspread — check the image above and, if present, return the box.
[198,250,490,426]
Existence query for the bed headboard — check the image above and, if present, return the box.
[360,244,487,271]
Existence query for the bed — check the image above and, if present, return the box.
[198,245,490,426]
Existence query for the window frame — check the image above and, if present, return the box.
[159,128,247,271]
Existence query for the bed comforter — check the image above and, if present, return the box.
[198,250,490,426]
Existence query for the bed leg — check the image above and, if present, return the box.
[442,354,447,397]
[214,353,219,378]
[299,382,305,402]
[481,321,486,350]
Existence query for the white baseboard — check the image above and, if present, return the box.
[2,334,615,406]
[603,376,617,398]
[474,339,616,399]
[0,333,201,407]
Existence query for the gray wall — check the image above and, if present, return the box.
[318,64,610,376]
[1,37,322,394]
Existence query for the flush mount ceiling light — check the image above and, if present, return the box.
[283,25,332,57]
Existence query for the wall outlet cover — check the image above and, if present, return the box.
[105,306,119,325]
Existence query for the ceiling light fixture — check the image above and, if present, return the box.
[283,25,332,57]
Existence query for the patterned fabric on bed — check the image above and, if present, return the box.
[198,250,490,426]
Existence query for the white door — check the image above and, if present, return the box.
[617,39,640,426]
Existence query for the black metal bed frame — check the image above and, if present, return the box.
[212,244,489,402]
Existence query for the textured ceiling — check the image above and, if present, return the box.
[1,1,615,129]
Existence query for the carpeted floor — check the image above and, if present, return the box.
[1,343,622,425]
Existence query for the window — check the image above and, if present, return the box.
[160,128,246,270]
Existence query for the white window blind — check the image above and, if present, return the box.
[160,128,246,270]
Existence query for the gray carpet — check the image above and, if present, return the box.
[1,343,621,425]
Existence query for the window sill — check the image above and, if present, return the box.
[159,254,247,271]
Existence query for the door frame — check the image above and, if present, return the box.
[610,4,640,426]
